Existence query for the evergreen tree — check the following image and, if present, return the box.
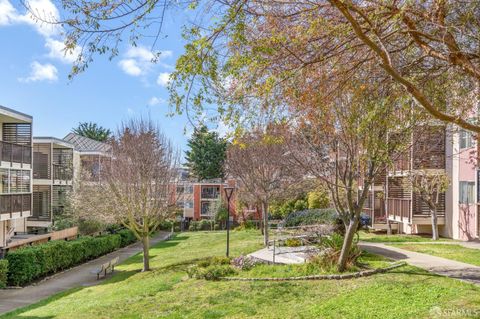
[185,125,227,181]
[73,122,112,142]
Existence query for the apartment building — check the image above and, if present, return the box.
[28,137,74,233]
[176,178,237,221]
[365,125,479,240]
[63,133,111,181]
[0,106,33,248]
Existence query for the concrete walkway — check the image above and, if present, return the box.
[360,242,480,286]
[381,240,480,250]
[0,232,171,315]
[249,246,316,264]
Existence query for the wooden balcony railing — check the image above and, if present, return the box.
[0,194,32,217]
[0,141,32,165]
[387,198,411,222]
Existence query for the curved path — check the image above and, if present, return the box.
[360,242,480,286]
[0,231,171,315]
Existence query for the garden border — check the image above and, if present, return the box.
[218,262,407,281]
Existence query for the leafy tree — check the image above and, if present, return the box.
[410,171,450,240]
[73,122,111,142]
[185,125,227,181]
[308,188,330,210]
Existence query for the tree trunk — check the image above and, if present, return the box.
[142,236,150,272]
[262,201,269,246]
[431,208,439,240]
[338,217,360,272]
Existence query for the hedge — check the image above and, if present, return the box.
[284,208,339,227]
[5,229,137,287]
[0,259,7,288]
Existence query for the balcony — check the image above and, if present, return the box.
[387,197,445,225]
[53,164,73,182]
[201,186,220,199]
[0,194,32,218]
[0,141,32,165]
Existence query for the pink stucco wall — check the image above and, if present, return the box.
[457,147,477,240]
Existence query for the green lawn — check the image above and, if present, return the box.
[3,230,480,319]
[390,243,480,267]
[359,230,454,243]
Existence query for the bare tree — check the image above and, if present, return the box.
[410,171,450,241]
[226,125,295,246]
[72,118,179,271]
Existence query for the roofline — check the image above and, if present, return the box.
[0,105,33,122]
[33,137,74,148]
[76,151,111,156]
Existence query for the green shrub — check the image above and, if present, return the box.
[117,229,137,246]
[197,256,231,268]
[284,208,338,227]
[6,232,127,286]
[308,233,361,272]
[189,221,199,231]
[213,224,220,231]
[285,238,302,247]
[0,259,8,288]
[201,265,236,280]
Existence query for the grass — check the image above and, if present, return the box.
[359,230,455,243]
[390,243,480,267]
[2,230,480,319]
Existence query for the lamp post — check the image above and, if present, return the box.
[223,186,235,257]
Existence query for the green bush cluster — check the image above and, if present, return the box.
[186,256,236,280]
[285,238,302,247]
[6,230,136,287]
[0,259,8,288]
[284,208,339,227]
[189,220,217,231]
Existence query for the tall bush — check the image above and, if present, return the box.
[0,259,8,288]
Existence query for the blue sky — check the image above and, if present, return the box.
[0,0,196,152]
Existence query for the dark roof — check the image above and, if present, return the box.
[64,133,111,153]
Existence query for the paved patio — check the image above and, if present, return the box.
[0,231,171,315]
[360,242,480,286]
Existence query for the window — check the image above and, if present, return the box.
[10,170,30,193]
[184,200,193,209]
[184,185,193,194]
[459,130,473,149]
[201,202,213,216]
[0,169,8,194]
[201,186,220,199]
[459,181,475,204]
[176,186,184,195]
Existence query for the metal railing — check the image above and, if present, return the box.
[0,141,32,165]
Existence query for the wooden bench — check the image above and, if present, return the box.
[91,256,119,280]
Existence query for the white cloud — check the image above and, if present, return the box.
[0,0,17,25]
[118,45,173,77]
[157,72,170,87]
[148,96,166,106]
[118,59,142,76]
[19,61,58,82]
[45,38,80,64]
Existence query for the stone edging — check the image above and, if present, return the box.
[218,262,407,281]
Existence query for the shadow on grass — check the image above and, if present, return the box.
[0,269,143,319]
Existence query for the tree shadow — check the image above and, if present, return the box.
[359,245,409,260]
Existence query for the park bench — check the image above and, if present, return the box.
[91,256,119,280]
